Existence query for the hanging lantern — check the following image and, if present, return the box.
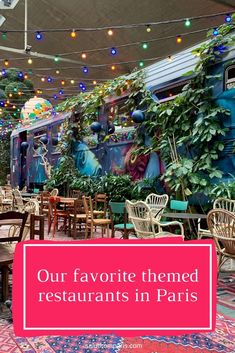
[21,141,29,149]
[40,136,48,144]
[90,121,102,133]
[132,110,145,123]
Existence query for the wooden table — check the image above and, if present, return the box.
[163,212,207,219]
[0,244,14,302]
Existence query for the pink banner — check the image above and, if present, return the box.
[13,238,217,336]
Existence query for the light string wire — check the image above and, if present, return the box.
[0,11,231,33]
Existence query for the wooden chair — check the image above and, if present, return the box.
[145,193,169,218]
[39,191,50,216]
[93,193,107,217]
[126,200,184,238]
[109,201,134,239]
[30,214,44,240]
[207,209,235,274]
[83,196,111,238]
[48,196,68,237]
[68,199,86,238]
[0,211,28,301]
[70,189,82,198]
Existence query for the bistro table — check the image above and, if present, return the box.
[163,212,207,219]
[162,212,207,238]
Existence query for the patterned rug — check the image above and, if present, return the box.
[217,273,235,317]
[0,313,234,353]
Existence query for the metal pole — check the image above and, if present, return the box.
[24,0,27,50]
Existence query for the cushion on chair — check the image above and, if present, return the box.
[114,223,134,229]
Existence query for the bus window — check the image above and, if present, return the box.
[154,81,190,103]
[225,65,235,90]
[108,98,134,128]
[33,129,47,156]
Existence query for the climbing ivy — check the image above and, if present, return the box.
[50,17,235,200]
[135,18,235,199]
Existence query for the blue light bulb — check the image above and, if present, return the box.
[59,89,64,95]
[79,82,84,88]
[213,28,219,36]
[18,71,23,78]
[53,95,57,99]
[47,76,53,83]
[225,14,231,23]
[82,66,88,74]
[35,31,43,40]
[2,69,6,76]
[110,47,117,55]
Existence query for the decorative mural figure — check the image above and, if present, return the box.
[33,140,52,179]
[73,141,102,176]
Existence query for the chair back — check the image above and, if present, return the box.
[82,196,93,219]
[94,193,107,213]
[170,200,188,211]
[207,209,235,256]
[213,198,235,213]
[12,189,24,211]
[0,211,28,243]
[50,188,59,197]
[21,200,40,241]
[40,191,50,214]
[48,196,60,218]
[145,193,168,218]
[125,200,155,238]
[30,214,44,240]
[109,201,125,214]
[70,189,82,199]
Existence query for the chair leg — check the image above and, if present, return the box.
[2,266,9,302]
[106,225,109,238]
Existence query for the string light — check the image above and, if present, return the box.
[2,32,7,39]
[70,79,75,84]
[18,71,23,78]
[9,93,12,98]
[107,29,113,36]
[47,76,53,83]
[53,94,58,99]
[54,55,60,62]
[146,25,151,32]
[225,14,232,23]
[4,59,9,66]
[61,80,65,85]
[111,65,116,71]
[142,42,149,49]
[41,77,45,82]
[93,80,97,85]
[213,28,219,36]
[24,74,28,79]
[35,31,43,40]
[184,18,191,27]
[59,89,64,95]
[70,29,76,38]
[83,66,88,74]
[110,47,117,55]
[81,85,86,91]
[176,35,182,43]
[81,52,87,59]
[56,70,60,74]
[2,69,6,76]
[79,83,84,88]
[139,61,144,67]
[27,58,33,64]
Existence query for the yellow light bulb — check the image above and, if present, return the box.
[70,79,75,84]
[81,53,87,59]
[108,29,113,36]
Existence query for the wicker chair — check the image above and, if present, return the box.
[207,209,235,273]
[145,193,169,218]
[50,188,59,197]
[125,200,184,238]
[198,197,235,238]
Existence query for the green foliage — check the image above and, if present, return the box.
[45,156,79,195]
[135,20,235,199]
[209,179,235,199]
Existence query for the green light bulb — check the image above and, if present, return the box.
[185,19,191,27]
[142,42,148,50]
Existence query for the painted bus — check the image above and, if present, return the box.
[10,42,235,190]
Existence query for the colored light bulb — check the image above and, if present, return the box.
[35,31,42,40]
[176,35,182,43]
[108,29,113,36]
[71,30,76,38]
[81,53,87,59]
[225,14,231,23]
[142,42,148,50]
[27,58,33,64]
[184,19,191,27]
[139,61,144,67]
[110,47,117,55]
[146,25,151,33]
[213,28,219,36]
[83,66,88,73]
